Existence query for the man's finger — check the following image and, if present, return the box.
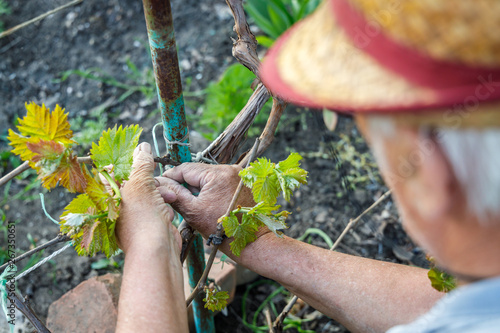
[157,186,177,203]
[162,163,217,189]
[156,176,198,215]
[129,142,155,180]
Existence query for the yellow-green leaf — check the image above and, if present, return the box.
[8,102,74,162]
[428,266,456,293]
[239,157,279,205]
[90,125,142,183]
[223,213,259,257]
[203,288,229,312]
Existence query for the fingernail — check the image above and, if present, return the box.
[140,142,152,154]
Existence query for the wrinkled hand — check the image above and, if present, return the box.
[117,142,181,253]
[156,163,255,239]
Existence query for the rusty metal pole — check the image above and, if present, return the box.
[141,1,215,331]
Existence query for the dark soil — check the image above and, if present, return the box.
[0,1,427,332]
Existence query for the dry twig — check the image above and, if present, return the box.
[179,221,196,263]
[8,293,50,333]
[154,154,181,167]
[200,0,287,164]
[265,305,276,333]
[0,0,83,39]
[273,190,393,331]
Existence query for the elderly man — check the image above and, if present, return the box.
[115,0,500,332]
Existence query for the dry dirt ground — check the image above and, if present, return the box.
[0,0,429,332]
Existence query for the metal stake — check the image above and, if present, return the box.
[141,0,214,331]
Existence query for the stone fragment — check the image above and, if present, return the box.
[46,273,121,333]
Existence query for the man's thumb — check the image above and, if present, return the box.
[130,142,154,179]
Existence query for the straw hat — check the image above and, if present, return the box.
[260,0,500,127]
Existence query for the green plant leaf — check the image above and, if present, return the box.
[90,125,142,183]
[91,258,113,270]
[306,0,321,15]
[269,0,294,26]
[60,192,119,257]
[428,266,456,293]
[245,2,281,39]
[240,157,280,205]
[256,35,275,48]
[289,0,302,20]
[255,213,288,237]
[276,153,308,201]
[267,3,290,35]
[222,214,259,257]
[247,201,281,215]
[203,288,230,312]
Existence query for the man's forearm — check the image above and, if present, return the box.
[221,234,442,333]
[116,237,188,333]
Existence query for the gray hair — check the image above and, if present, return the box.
[438,128,500,221]
[366,116,500,222]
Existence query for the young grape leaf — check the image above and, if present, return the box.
[222,213,259,257]
[203,288,229,312]
[27,140,87,192]
[255,212,289,237]
[239,157,279,205]
[275,152,308,201]
[8,102,75,163]
[239,154,308,204]
[60,213,87,228]
[247,201,281,215]
[60,194,97,233]
[60,192,119,257]
[70,217,118,257]
[427,258,456,293]
[80,220,101,253]
[90,125,142,183]
[85,171,113,211]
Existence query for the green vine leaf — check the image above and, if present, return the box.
[427,256,456,293]
[225,153,308,257]
[239,153,308,204]
[203,288,229,312]
[239,157,279,205]
[254,212,288,237]
[222,213,259,257]
[60,188,119,257]
[275,152,308,201]
[90,125,142,183]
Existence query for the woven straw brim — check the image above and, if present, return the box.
[260,0,500,125]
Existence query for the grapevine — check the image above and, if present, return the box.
[7,102,142,257]
[222,153,308,256]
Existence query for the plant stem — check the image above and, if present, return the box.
[0,234,70,272]
[185,138,261,308]
[272,189,393,331]
[264,306,275,333]
[0,156,92,188]
[8,292,50,333]
[0,161,29,187]
[153,155,181,167]
[179,221,195,263]
[99,169,121,201]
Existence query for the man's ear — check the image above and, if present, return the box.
[384,126,457,224]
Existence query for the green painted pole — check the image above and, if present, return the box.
[141,1,215,331]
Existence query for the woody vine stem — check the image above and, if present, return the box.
[184,138,261,307]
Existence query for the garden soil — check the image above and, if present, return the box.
[0,0,429,332]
